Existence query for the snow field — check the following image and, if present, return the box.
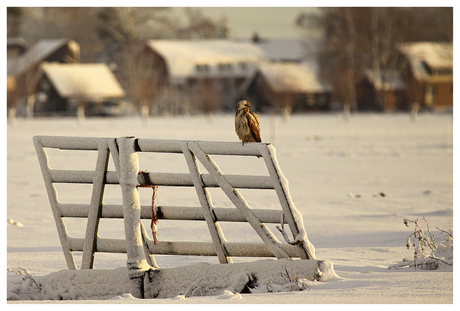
[6,112,454,303]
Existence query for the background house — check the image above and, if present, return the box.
[7,38,28,58]
[242,61,332,113]
[7,38,80,117]
[8,38,80,79]
[139,39,268,114]
[356,69,407,111]
[36,63,125,116]
[397,42,453,111]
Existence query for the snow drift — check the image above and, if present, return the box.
[9,259,338,300]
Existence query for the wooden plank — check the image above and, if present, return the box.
[136,139,265,156]
[258,144,316,260]
[33,137,77,270]
[182,142,231,264]
[67,237,301,258]
[58,203,285,223]
[33,135,103,150]
[81,140,110,269]
[49,170,274,189]
[35,135,267,156]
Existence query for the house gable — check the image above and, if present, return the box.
[41,63,125,101]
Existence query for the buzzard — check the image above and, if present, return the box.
[235,100,261,145]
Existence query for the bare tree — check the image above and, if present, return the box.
[7,7,23,37]
[123,42,163,120]
[20,8,101,62]
[191,79,222,115]
[297,7,453,116]
[177,8,230,39]
[96,8,177,118]
[16,52,43,118]
[96,7,177,62]
[312,8,359,120]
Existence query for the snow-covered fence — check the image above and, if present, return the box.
[33,136,316,275]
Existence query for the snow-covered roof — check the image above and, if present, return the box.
[42,63,125,100]
[146,39,267,80]
[7,38,28,49]
[8,38,76,76]
[258,61,331,93]
[250,38,319,62]
[398,42,453,82]
[363,69,405,91]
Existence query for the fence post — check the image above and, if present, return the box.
[117,137,153,296]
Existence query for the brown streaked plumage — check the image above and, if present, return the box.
[235,100,261,145]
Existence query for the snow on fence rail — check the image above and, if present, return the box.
[33,136,316,276]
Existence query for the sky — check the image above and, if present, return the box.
[172,7,321,39]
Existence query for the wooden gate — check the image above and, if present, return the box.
[34,136,316,274]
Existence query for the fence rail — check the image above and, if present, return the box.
[37,136,264,155]
[49,169,274,189]
[34,135,316,274]
[66,238,300,258]
[58,203,284,223]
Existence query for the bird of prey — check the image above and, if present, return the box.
[235,100,261,145]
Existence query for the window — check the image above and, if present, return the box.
[218,63,233,71]
[306,94,315,106]
[196,64,210,73]
[435,68,453,76]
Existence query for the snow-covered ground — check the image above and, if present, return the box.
[6,112,454,304]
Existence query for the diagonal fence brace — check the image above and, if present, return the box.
[182,142,232,264]
[187,141,290,259]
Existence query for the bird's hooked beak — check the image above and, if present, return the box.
[236,100,251,112]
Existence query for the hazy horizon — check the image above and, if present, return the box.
[172,7,321,39]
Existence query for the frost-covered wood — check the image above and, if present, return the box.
[137,139,264,156]
[182,142,232,264]
[37,136,103,150]
[58,204,285,223]
[36,135,264,156]
[81,140,109,269]
[67,237,302,257]
[33,137,77,270]
[34,135,317,273]
[49,170,274,188]
[188,141,290,259]
[259,144,316,259]
[117,137,153,275]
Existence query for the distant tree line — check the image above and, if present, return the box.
[7,7,230,62]
[296,7,453,117]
